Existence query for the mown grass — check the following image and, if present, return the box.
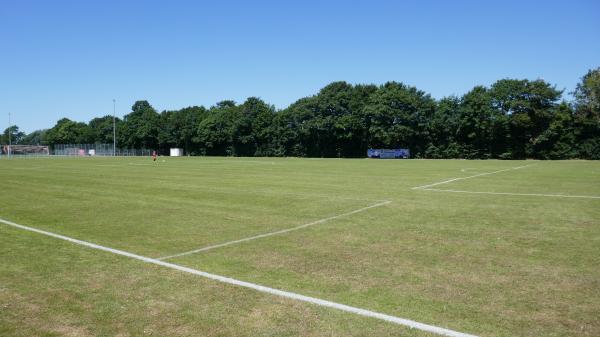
[1,157,599,336]
[1,224,427,337]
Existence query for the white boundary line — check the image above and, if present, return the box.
[413,163,600,199]
[0,217,478,337]
[411,164,535,190]
[157,200,392,260]
[421,188,600,199]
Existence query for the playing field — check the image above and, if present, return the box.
[1,157,599,337]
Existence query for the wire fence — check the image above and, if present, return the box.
[0,144,152,158]
[52,144,152,156]
[0,144,50,158]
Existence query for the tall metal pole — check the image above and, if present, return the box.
[7,112,11,158]
[113,99,116,156]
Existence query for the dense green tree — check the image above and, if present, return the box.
[274,82,378,157]
[46,118,93,145]
[158,106,207,155]
[457,86,510,158]
[489,79,562,158]
[283,83,345,157]
[120,101,160,149]
[533,102,576,159]
[310,82,361,157]
[426,97,461,158]
[196,101,238,155]
[1,125,26,145]
[270,109,303,156]
[179,106,208,155]
[89,115,121,144]
[231,97,276,156]
[20,129,48,145]
[330,84,377,157]
[364,82,436,157]
[573,67,600,113]
[572,68,600,159]
[37,68,599,160]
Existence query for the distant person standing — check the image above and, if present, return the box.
[152,150,157,162]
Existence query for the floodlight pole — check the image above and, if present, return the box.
[113,99,116,156]
[7,112,11,158]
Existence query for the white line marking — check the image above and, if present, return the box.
[412,164,535,190]
[157,200,392,260]
[459,168,487,174]
[0,217,478,337]
[421,188,600,199]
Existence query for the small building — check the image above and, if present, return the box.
[170,148,183,156]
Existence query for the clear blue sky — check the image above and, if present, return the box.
[1,0,599,132]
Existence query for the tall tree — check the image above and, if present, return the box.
[120,101,160,149]
[490,79,562,158]
[572,68,600,159]
[89,115,121,144]
[364,82,436,157]
[32,68,600,159]
[532,102,576,159]
[427,97,461,158]
[2,125,26,145]
[178,106,207,155]
[20,129,48,145]
[196,101,238,155]
[46,118,93,145]
[157,106,206,155]
[458,86,509,158]
[232,97,275,156]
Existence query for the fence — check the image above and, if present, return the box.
[52,144,152,156]
[0,145,50,157]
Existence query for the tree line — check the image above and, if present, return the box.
[3,68,599,159]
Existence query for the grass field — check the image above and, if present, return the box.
[1,157,599,337]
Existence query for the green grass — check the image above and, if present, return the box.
[1,157,599,336]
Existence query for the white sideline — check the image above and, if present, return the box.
[421,188,600,199]
[157,200,392,260]
[412,164,535,190]
[0,217,478,337]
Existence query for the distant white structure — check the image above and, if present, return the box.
[170,148,183,156]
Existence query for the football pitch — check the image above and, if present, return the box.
[1,157,599,337]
